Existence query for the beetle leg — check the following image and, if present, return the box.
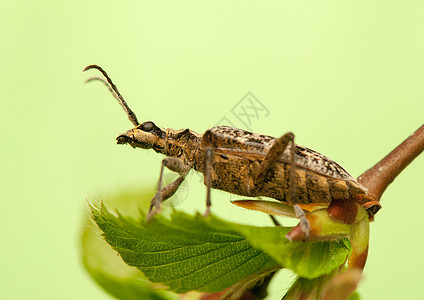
[254,132,311,239]
[293,205,311,240]
[255,132,294,185]
[146,176,186,221]
[203,147,214,217]
[269,215,282,226]
[147,157,189,221]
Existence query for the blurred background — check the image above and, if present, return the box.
[1,1,423,299]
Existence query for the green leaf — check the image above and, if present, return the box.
[283,275,326,299]
[283,269,362,300]
[234,223,351,279]
[92,205,278,293]
[90,191,351,294]
[349,291,361,300]
[81,190,177,300]
[81,214,177,300]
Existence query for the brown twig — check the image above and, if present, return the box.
[357,124,424,201]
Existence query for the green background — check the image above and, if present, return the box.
[1,1,423,299]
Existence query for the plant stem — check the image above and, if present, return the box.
[357,124,424,201]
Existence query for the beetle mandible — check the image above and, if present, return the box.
[83,64,381,239]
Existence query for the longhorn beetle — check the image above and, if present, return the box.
[84,64,381,239]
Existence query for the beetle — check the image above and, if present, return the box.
[83,64,381,239]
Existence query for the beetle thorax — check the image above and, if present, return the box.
[163,128,202,164]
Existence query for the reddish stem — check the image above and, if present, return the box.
[357,124,424,201]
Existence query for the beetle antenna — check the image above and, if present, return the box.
[83,65,139,126]
[85,76,122,103]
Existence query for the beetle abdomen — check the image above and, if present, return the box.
[209,158,368,210]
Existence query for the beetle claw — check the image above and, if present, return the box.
[146,192,162,222]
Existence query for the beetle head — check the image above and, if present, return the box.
[117,121,166,151]
[83,66,166,152]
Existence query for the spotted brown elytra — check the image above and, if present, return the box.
[83,64,381,244]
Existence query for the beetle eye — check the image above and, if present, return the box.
[140,121,155,132]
